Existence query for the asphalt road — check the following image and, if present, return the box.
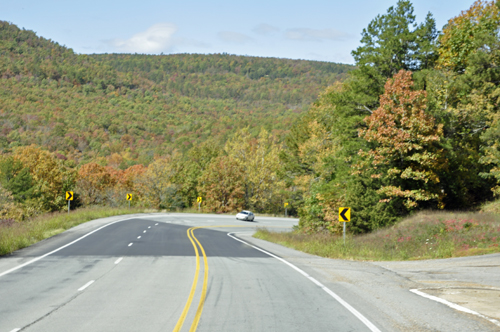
[2,213,498,331]
[0,213,375,332]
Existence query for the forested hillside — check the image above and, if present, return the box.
[0,20,351,167]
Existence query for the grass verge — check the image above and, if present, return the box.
[253,211,500,261]
[0,206,144,256]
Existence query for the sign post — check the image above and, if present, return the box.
[66,191,73,214]
[284,202,289,217]
[126,193,133,208]
[197,197,202,211]
[338,207,351,245]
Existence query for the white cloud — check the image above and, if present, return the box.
[217,31,253,44]
[252,23,280,35]
[109,23,178,53]
[285,28,350,41]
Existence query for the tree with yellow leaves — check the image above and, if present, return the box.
[225,128,286,212]
[438,0,500,72]
[136,154,182,209]
[198,155,245,213]
[13,145,76,212]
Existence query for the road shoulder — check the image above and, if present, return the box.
[236,233,499,332]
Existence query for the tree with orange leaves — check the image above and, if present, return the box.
[77,162,116,205]
[357,70,446,210]
[198,155,245,213]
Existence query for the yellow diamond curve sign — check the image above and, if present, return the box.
[339,207,350,222]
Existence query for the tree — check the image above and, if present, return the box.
[350,0,438,110]
[175,140,221,208]
[198,155,245,213]
[137,154,182,209]
[13,145,75,212]
[225,128,285,212]
[352,1,438,76]
[438,0,500,72]
[358,70,446,210]
[0,156,35,203]
[77,162,116,205]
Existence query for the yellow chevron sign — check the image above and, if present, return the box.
[339,207,351,222]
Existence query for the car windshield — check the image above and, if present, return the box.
[240,211,248,215]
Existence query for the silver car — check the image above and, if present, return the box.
[236,210,255,221]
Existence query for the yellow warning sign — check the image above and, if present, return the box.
[66,191,73,201]
[127,194,133,201]
[339,207,351,222]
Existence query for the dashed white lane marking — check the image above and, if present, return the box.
[148,226,151,229]
[0,216,152,279]
[155,223,158,226]
[114,257,123,264]
[410,289,500,327]
[137,236,141,239]
[143,230,146,233]
[9,328,21,332]
[78,280,95,291]
[227,233,381,332]
[128,243,133,247]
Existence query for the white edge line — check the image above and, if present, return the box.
[227,232,381,332]
[0,216,144,279]
[78,280,95,291]
[410,289,500,327]
[114,257,123,264]
[9,328,21,332]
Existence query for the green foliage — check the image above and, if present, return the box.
[284,0,500,235]
[0,157,35,202]
[351,0,438,108]
[438,0,500,72]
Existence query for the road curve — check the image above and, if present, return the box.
[0,213,379,332]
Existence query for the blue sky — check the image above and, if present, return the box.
[2,0,475,64]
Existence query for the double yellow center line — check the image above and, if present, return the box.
[172,227,209,332]
[172,225,261,331]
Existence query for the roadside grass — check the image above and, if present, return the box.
[0,206,144,256]
[253,210,500,261]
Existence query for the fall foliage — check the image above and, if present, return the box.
[358,70,446,209]
[3,1,500,238]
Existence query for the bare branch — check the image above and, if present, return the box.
[357,105,373,114]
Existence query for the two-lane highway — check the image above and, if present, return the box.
[0,214,379,331]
